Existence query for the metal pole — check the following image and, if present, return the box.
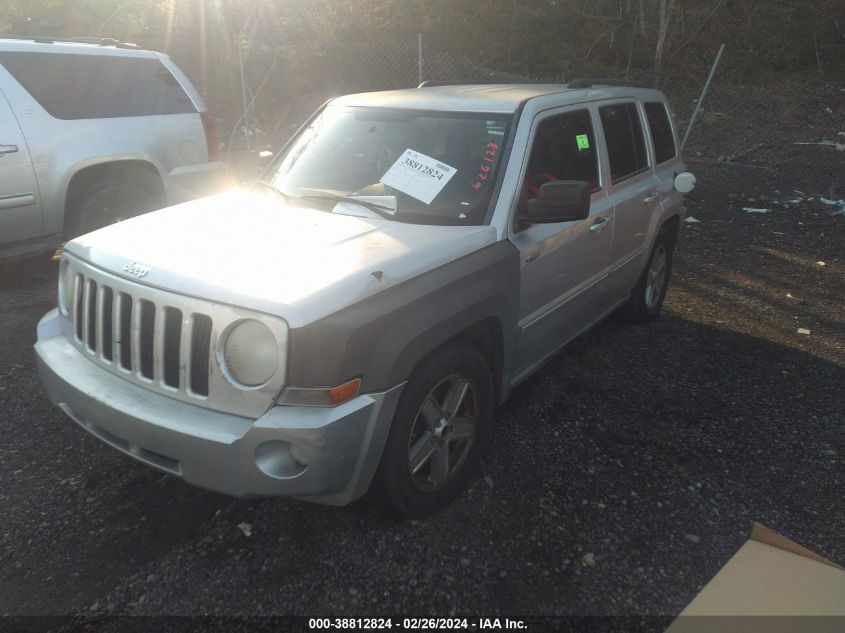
[681,43,724,151]
[418,33,423,85]
[238,40,251,152]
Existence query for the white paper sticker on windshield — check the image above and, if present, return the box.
[379,149,457,204]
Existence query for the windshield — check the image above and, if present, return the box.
[267,105,512,225]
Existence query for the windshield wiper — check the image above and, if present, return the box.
[299,194,397,221]
[252,180,293,204]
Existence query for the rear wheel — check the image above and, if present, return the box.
[66,175,163,239]
[374,344,493,517]
[619,229,674,322]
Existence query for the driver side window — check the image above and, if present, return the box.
[523,109,600,207]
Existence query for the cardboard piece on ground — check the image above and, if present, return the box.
[667,523,845,633]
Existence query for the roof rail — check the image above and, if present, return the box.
[567,78,649,89]
[417,80,516,88]
[0,35,142,49]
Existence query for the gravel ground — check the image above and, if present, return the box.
[1,185,843,626]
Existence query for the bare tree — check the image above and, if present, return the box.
[654,0,676,83]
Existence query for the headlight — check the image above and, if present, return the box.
[58,259,75,314]
[221,319,279,387]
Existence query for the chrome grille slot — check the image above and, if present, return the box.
[100,287,114,362]
[163,308,182,388]
[118,293,133,370]
[73,274,84,341]
[85,279,97,352]
[190,314,212,396]
[138,300,155,380]
[60,255,288,419]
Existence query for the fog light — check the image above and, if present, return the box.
[254,440,307,479]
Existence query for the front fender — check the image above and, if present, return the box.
[286,240,521,398]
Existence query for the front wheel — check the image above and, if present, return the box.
[373,344,493,517]
[618,229,674,322]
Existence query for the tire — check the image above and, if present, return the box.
[66,176,163,239]
[373,343,493,518]
[618,228,674,322]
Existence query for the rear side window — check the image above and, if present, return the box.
[645,102,677,164]
[599,103,648,183]
[526,109,600,193]
[0,52,195,119]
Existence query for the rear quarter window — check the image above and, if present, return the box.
[644,102,677,164]
[0,52,196,119]
[599,102,649,183]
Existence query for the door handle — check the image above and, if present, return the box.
[643,191,660,204]
[525,252,539,263]
[589,216,610,233]
[0,144,19,154]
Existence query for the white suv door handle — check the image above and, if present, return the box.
[589,216,610,233]
[0,144,19,154]
[643,191,660,204]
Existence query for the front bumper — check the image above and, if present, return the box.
[35,309,403,505]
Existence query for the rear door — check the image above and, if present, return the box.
[0,86,41,246]
[598,100,661,298]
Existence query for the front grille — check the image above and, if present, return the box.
[61,255,288,419]
[70,271,212,397]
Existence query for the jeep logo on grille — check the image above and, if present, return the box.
[123,262,151,278]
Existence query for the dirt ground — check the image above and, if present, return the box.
[0,178,843,628]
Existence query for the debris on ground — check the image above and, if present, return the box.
[684,216,702,223]
[581,553,597,568]
[817,261,826,266]
[237,522,253,537]
[798,328,811,335]
[684,534,701,544]
[743,207,770,214]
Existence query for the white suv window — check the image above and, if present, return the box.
[599,102,649,183]
[0,52,195,119]
[644,102,677,164]
[524,109,600,199]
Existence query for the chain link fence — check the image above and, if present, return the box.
[217,34,844,214]
[671,81,845,215]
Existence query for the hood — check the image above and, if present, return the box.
[66,189,497,327]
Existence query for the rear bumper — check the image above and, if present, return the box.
[164,161,227,204]
[35,309,403,505]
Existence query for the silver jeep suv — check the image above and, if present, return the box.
[0,37,224,261]
[35,81,695,516]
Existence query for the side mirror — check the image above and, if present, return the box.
[520,180,591,225]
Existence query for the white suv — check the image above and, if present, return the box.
[0,37,225,261]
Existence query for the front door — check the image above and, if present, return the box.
[0,87,41,247]
[510,106,615,377]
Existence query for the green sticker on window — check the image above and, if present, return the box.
[576,134,590,150]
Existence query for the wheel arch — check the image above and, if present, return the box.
[660,212,681,248]
[62,159,166,237]
[394,311,509,407]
